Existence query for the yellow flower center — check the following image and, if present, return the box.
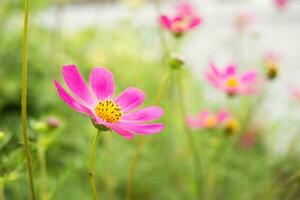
[172,20,187,31]
[226,76,239,88]
[204,115,218,128]
[95,100,122,123]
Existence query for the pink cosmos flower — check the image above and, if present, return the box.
[54,65,164,140]
[205,63,260,96]
[186,110,229,130]
[274,0,288,10]
[160,1,202,36]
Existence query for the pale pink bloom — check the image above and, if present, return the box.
[54,65,164,140]
[265,50,280,62]
[175,1,196,17]
[160,1,202,35]
[205,63,260,96]
[186,110,229,130]
[274,0,288,9]
[234,10,255,32]
[238,130,258,150]
[289,86,300,102]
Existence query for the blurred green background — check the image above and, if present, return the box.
[1,0,300,199]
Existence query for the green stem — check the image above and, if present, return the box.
[0,182,5,200]
[38,138,48,200]
[126,138,144,200]
[21,0,36,199]
[175,70,202,197]
[88,130,101,200]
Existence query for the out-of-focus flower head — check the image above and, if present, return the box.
[274,0,288,10]
[54,65,164,140]
[223,117,240,136]
[160,1,202,37]
[289,86,300,103]
[205,62,260,96]
[264,50,280,80]
[234,9,255,32]
[238,129,258,150]
[186,110,229,130]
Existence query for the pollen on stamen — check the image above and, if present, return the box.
[95,100,123,123]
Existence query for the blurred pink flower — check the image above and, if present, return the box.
[234,10,255,32]
[289,86,300,102]
[264,50,280,80]
[205,63,260,96]
[54,65,164,140]
[265,50,280,62]
[239,130,258,150]
[186,110,229,130]
[175,1,196,17]
[274,0,288,9]
[160,1,202,36]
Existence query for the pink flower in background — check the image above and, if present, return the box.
[186,110,229,130]
[264,50,280,80]
[274,0,288,9]
[234,10,255,32]
[160,1,202,36]
[205,63,260,96]
[265,50,280,62]
[289,86,300,102]
[238,129,258,150]
[54,65,164,140]
[175,1,196,17]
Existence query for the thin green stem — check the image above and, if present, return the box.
[175,70,202,197]
[37,138,48,200]
[21,0,36,199]
[88,130,101,200]
[0,182,5,200]
[126,138,144,200]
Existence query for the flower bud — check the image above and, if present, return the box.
[169,53,185,69]
[47,117,61,129]
[265,61,279,80]
[223,118,239,136]
[30,120,47,133]
[0,131,6,142]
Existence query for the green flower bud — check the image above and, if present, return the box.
[169,53,185,70]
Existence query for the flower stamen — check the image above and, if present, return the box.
[95,100,122,123]
[226,76,239,88]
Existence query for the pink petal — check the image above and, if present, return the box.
[62,65,96,106]
[54,80,95,118]
[186,115,200,129]
[122,106,164,122]
[241,71,257,84]
[225,64,237,76]
[160,15,172,29]
[118,122,164,135]
[89,67,115,101]
[208,62,221,77]
[115,87,145,112]
[217,110,230,123]
[189,17,202,29]
[107,124,134,140]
